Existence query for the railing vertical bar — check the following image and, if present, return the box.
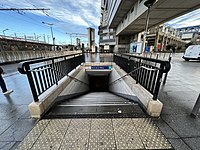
[50,62,56,85]
[153,64,165,100]
[38,69,45,92]
[26,65,39,102]
[41,67,48,90]
[44,67,51,88]
[149,67,156,94]
[32,71,41,95]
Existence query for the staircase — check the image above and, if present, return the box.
[44,92,147,118]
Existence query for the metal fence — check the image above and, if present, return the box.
[18,53,84,102]
[113,53,171,100]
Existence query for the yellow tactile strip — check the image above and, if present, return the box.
[16,118,172,150]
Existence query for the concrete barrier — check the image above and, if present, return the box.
[0,50,82,64]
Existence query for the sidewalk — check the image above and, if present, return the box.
[0,64,38,150]
[0,53,199,149]
[155,53,200,150]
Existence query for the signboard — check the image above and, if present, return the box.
[91,66,112,70]
[104,45,110,50]
[130,42,142,54]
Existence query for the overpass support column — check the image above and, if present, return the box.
[161,35,165,52]
[155,32,160,51]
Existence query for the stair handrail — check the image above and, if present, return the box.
[109,66,158,85]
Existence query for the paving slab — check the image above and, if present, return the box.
[168,139,191,150]
[16,118,173,150]
[184,137,200,150]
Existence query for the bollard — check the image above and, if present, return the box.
[190,94,200,118]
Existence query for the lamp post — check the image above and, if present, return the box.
[42,22,55,48]
[142,0,156,53]
[3,29,9,36]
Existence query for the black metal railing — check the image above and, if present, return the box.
[113,53,171,100]
[18,53,84,102]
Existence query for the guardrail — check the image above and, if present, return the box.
[18,53,84,102]
[113,53,171,100]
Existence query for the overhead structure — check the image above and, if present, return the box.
[100,0,200,53]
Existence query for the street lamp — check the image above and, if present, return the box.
[142,0,156,53]
[42,21,55,45]
[3,29,9,36]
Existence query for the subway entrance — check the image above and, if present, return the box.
[89,75,109,92]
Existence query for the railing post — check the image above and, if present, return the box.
[153,63,164,100]
[163,56,172,84]
[52,59,58,85]
[25,65,39,102]
[190,94,200,118]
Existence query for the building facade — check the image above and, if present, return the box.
[178,25,200,45]
[99,0,200,53]
[146,24,186,52]
[99,0,116,52]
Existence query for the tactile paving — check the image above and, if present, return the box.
[16,118,172,150]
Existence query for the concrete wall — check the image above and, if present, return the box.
[57,68,89,101]
[28,65,89,118]
[109,63,163,117]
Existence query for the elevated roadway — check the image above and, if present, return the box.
[107,0,200,35]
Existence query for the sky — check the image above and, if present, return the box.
[0,0,101,45]
[0,0,200,45]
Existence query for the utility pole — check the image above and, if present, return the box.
[142,0,156,53]
[66,32,87,45]
[43,34,46,43]
[42,21,55,50]
[34,33,37,41]
[47,35,50,44]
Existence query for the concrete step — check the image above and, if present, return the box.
[44,92,147,118]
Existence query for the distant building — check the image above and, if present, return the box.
[177,25,200,45]
[99,0,116,52]
[146,24,186,52]
[87,27,96,52]
[98,0,200,53]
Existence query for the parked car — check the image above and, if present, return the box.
[183,45,200,61]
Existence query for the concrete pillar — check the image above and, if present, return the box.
[155,31,159,51]
[161,35,165,52]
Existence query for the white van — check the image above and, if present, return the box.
[183,45,200,61]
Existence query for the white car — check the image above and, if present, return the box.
[183,45,200,61]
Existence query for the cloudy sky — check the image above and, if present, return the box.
[166,8,200,28]
[0,0,101,45]
[0,0,199,45]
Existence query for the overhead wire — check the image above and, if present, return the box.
[0,1,88,43]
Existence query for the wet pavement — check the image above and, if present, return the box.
[156,53,200,150]
[0,53,200,149]
[0,64,38,150]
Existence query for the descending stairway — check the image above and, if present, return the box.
[44,92,147,118]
